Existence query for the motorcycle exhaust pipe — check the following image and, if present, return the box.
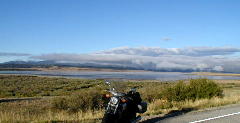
[131,115,142,123]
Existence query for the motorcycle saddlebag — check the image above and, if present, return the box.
[137,101,147,113]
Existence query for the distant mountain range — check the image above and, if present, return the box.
[0,60,143,70]
[0,60,225,73]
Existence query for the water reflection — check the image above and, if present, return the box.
[0,71,240,81]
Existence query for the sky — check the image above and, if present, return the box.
[1,0,240,72]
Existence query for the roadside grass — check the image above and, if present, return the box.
[144,81,240,117]
[2,95,240,122]
[145,95,240,116]
[0,75,240,122]
[0,98,104,122]
[0,108,104,122]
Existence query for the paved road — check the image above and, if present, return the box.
[142,104,240,123]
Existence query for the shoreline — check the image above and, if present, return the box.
[1,71,240,82]
[0,67,149,72]
[189,72,240,77]
[1,68,240,76]
[0,74,240,83]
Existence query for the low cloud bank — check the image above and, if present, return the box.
[0,52,31,56]
[31,46,240,73]
[99,47,240,56]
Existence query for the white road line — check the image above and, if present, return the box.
[189,111,240,123]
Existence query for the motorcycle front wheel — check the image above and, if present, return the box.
[102,112,133,123]
[102,113,117,123]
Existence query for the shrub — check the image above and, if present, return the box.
[187,78,223,100]
[52,97,68,110]
[139,85,163,102]
[162,79,223,102]
[162,81,188,102]
[52,88,105,112]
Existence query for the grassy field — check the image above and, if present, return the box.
[0,75,240,122]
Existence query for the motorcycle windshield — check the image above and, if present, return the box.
[109,81,127,93]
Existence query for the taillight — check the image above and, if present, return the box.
[121,98,128,103]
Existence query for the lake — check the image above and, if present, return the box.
[1,70,240,81]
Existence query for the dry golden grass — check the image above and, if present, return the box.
[191,72,240,77]
[144,86,240,117]
[215,79,240,84]
[0,99,104,122]
[1,77,240,122]
[0,110,104,122]
[1,93,240,122]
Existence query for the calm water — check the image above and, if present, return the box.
[1,70,240,81]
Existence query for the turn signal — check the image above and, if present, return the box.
[105,94,112,98]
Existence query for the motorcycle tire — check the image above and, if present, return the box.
[102,113,117,123]
[102,112,132,123]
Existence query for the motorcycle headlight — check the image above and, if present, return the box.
[110,97,119,105]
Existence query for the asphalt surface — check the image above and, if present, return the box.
[143,104,240,123]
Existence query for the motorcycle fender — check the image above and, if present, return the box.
[122,103,127,111]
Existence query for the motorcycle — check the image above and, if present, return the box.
[102,81,147,123]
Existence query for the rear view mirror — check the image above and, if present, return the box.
[105,81,111,86]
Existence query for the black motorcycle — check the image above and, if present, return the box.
[102,81,147,123]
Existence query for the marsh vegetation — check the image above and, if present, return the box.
[0,75,240,122]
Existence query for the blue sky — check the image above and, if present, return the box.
[1,0,240,72]
[1,0,240,54]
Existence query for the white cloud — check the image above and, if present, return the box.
[31,46,240,73]
[99,46,240,56]
[213,66,224,72]
[196,63,209,70]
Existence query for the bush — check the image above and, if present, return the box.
[162,81,188,102]
[139,85,163,102]
[188,78,223,100]
[162,79,223,102]
[52,97,68,110]
[52,88,105,112]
